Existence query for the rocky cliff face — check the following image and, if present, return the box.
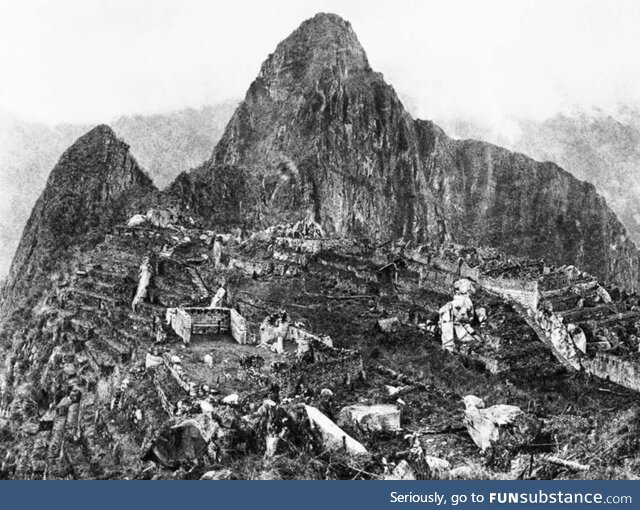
[169,13,640,290]
[1,125,156,313]
[439,110,640,249]
[425,132,640,290]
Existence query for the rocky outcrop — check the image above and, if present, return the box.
[169,13,640,290]
[1,125,156,314]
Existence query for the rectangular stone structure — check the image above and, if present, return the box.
[167,306,247,345]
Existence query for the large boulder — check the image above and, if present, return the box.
[142,418,214,469]
[304,405,367,455]
[462,395,523,452]
[337,404,401,432]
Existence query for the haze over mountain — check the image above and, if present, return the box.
[0,102,237,277]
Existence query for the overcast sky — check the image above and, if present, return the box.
[1,0,639,131]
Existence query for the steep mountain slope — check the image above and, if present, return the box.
[169,13,640,291]
[0,103,237,279]
[439,110,640,248]
[1,125,156,314]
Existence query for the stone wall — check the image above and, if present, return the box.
[167,308,192,344]
[480,276,539,310]
[230,308,248,344]
[288,326,333,354]
[188,307,230,335]
[416,267,458,295]
[162,353,196,395]
[582,353,640,393]
[167,306,248,344]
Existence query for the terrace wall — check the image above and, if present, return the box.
[582,353,640,393]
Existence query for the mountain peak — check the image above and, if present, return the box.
[254,13,370,93]
[299,12,356,34]
[66,124,120,153]
[2,126,156,311]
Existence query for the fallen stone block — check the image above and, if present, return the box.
[425,455,451,479]
[568,324,587,354]
[597,286,612,303]
[145,352,163,369]
[222,394,240,405]
[142,419,209,469]
[199,400,214,415]
[127,214,146,227]
[462,395,523,452]
[377,317,400,332]
[454,278,476,296]
[303,405,367,455]
[200,469,234,480]
[386,460,416,480]
[337,404,401,432]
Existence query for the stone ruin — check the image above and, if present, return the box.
[166,307,247,344]
[438,278,484,352]
[271,338,364,398]
[422,243,640,392]
[258,310,334,356]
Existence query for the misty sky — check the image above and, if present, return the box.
[1,0,639,134]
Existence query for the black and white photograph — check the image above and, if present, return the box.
[1,0,640,482]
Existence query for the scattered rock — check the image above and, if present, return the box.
[337,404,401,432]
[449,464,489,480]
[209,284,227,308]
[596,286,612,303]
[386,460,415,480]
[126,214,146,227]
[142,419,209,469]
[568,324,587,354]
[462,395,523,452]
[222,394,240,405]
[203,354,213,367]
[377,317,400,332]
[259,311,290,346]
[199,400,214,415]
[145,352,163,369]
[200,469,234,480]
[425,455,451,479]
[385,385,399,396]
[454,278,476,296]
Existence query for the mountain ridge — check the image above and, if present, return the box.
[169,12,640,290]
